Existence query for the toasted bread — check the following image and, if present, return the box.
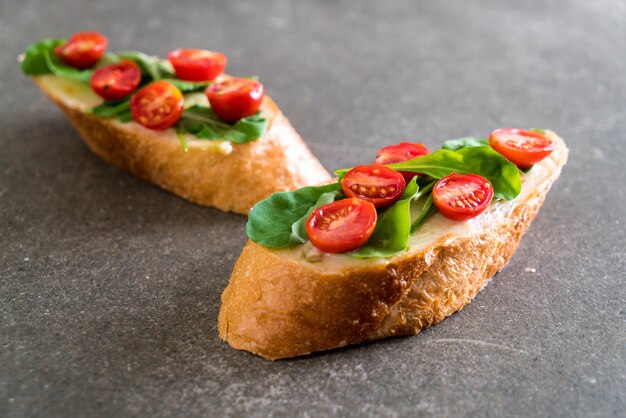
[218,132,568,360]
[32,75,330,214]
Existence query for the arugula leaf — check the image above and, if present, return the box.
[411,194,436,233]
[289,190,343,245]
[441,137,488,151]
[350,178,420,258]
[176,129,189,153]
[164,79,211,93]
[88,102,267,146]
[89,99,131,121]
[442,133,540,173]
[87,79,208,122]
[116,51,175,80]
[246,183,341,248]
[21,38,93,83]
[21,39,64,74]
[178,105,267,143]
[336,146,521,200]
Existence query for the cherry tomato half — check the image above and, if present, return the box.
[432,173,494,221]
[130,81,184,130]
[54,32,108,69]
[205,78,264,123]
[90,60,141,101]
[375,142,431,183]
[168,49,226,82]
[489,128,555,169]
[306,198,377,253]
[341,164,406,208]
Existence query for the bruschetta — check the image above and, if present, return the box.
[21,33,330,214]
[219,129,568,359]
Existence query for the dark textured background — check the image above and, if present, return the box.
[1,0,625,417]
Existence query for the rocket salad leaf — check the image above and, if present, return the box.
[116,51,175,80]
[21,39,94,83]
[89,100,132,121]
[289,189,344,245]
[350,178,420,258]
[177,106,267,144]
[336,146,521,200]
[441,137,488,151]
[246,183,342,248]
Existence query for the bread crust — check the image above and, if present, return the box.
[219,135,568,360]
[33,77,330,214]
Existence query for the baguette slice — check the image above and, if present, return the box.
[219,132,568,360]
[32,75,331,214]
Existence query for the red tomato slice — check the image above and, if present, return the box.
[90,60,141,101]
[432,173,494,221]
[306,198,377,253]
[168,49,227,81]
[489,128,555,169]
[130,81,184,130]
[54,32,108,69]
[205,78,264,123]
[375,142,431,183]
[341,165,406,208]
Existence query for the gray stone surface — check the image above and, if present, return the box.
[1,0,625,416]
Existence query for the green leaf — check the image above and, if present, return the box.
[441,137,488,151]
[350,178,420,258]
[21,39,64,74]
[176,129,189,153]
[336,146,522,200]
[289,190,342,245]
[232,113,268,142]
[246,183,342,248]
[117,111,133,122]
[164,79,211,93]
[89,99,131,122]
[410,194,436,233]
[21,39,93,83]
[116,51,175,80]
[178,105,267,144]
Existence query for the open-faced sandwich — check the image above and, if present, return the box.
[219,129,568,359]
[20,32,330,214]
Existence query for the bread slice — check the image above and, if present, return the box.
[218,132,568,360]
[32,75,330,214]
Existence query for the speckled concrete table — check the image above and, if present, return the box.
[1,0,625,417]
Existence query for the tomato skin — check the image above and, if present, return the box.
[305,198,377,253]
[130,81,184,130]
[90,60,141,101]
[375,142,431,183]
[433,173,494,221]
[489,128,555,169]
[205,78,264,123]
[168,49,227,81]
[341,164,406,208]
[54,32,108,69]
